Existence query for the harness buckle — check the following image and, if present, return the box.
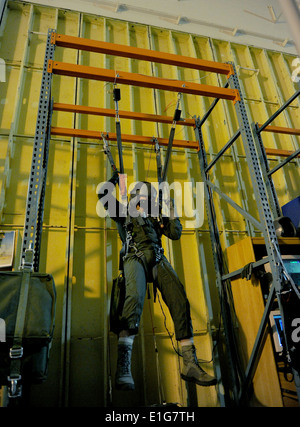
[135,249,144,258]
[154,246,164,262]
[7,375,22,398]
[9,345,23,359]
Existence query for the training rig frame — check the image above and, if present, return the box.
[19,29,300,407]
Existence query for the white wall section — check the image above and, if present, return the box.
[21,0,299,55]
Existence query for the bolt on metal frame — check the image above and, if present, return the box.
[22,28,299,406]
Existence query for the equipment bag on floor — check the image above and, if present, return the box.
[0,271,56,388]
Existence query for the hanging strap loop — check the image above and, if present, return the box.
[101,133,118,172]
[8,247,34,399]
[161,93,182,183]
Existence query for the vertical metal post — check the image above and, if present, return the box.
[195,122,242,406]
[20,28,56,271]
[34,98,54,271]
[238,284,276,403]
[228,63,283,294]
[59,14,82,407]
[251,122,282,219]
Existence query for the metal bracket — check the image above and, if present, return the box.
[47,58,53,73]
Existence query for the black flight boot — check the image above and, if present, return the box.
[115,340,135,391]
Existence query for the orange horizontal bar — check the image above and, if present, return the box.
[258,124,300,136]
[265,148,300,158]
[48,60,239,102]
[50,127,199,149]
[53,103,196,126]
[252,237,300,245]
[53,33,234,77]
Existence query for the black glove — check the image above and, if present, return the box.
[241,263,266,281]
[241,262,253,281]
[160,197,177,220]
[108,170,119,186]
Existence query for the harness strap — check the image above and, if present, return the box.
[116,121,124,175]
[113,87,128,217]
[154,138,162,185]
[161,93,182,183]
[123,216,164,291]
[8,248,34,399]
[152,264,159,303]
[102,133,118,172]
[161,126,176,184]
[154,138,164,223]
[113,86,125,175]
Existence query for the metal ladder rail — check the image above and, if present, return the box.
[252,122,282,219]
[195,122,244,406]
[20,29,56,271]
[34,98,54,272]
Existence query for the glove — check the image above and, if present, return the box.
[241,262,253,281]
[241,263,268,281]
[160,197,177,220]
[169,198,177,220]
[108,170,119,186]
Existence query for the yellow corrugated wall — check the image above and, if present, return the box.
[0,1,299,407]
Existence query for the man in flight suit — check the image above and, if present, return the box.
[97,171,216,390]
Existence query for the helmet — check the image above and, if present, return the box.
[130,181,157,200]
[274,216,297,237]
[129,181,158,217]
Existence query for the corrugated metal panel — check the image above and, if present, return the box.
[0,0,299,407]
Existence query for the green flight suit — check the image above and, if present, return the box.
[98,181,193,340]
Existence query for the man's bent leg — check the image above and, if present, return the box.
[155,256,193,340]
[156,257,216,387]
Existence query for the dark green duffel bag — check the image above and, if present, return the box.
[0,271,56,386]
